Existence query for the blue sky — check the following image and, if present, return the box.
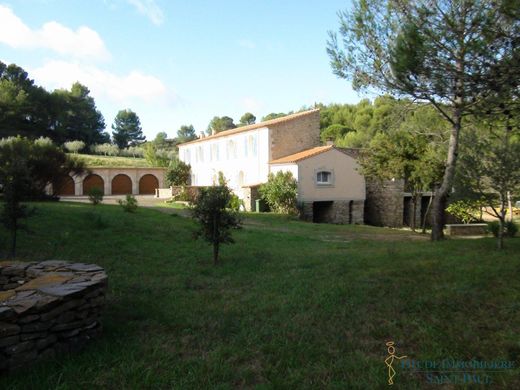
[0,0,361,140]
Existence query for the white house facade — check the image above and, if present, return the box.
[177,109,366,223]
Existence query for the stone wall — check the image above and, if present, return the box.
[269,110,321,161]
[0,260,107,372]
[300,200,364,224]
[364,179,405,227]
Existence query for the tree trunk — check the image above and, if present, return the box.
[497,217,504,250]
[431,115,462,241]
[213,242,219,265]
[422,193,433,234]
[507,191,513,222]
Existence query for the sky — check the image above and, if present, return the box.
[0,0,362,140]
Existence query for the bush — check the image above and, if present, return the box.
[64,140,85,154]
[487,221,518,238]
[167,160,191,186]
[118,195,138,212]
[191,181,241,265]
[446,200,482,224]
[87,187,103,205]
[229,193,243,211]
[259,171,298,214]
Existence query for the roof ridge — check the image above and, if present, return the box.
[177,108,320,147]
[269,145,334,164]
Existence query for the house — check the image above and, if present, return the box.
[177,109,365,223]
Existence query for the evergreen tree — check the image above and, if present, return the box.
[112,109,145,149]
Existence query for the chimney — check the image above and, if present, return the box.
[199,132,205,139]
[211,129,217,136]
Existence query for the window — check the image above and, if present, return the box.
[316,171,332,185]
[248,135,257,156]
[211,144,219,161]
[226,140,237,159]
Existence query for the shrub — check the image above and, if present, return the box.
[229,193,243,212]
[64,140,85,154]
[446,200,482,224]
[87,187,103,205]
[167,160,191,186]
[118,195,138,212]
[191,177,241,265]
[487,221,518,238]
[259,171,298,214]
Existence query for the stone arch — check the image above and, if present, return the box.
[111,174,132,195]
[83,174,104,195]
[57,175,75,196]
[139,174,159,194]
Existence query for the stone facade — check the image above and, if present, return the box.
[269,110,321,161]
[0,260,107,372]
[300,200,364,224]
[364,179,405,227]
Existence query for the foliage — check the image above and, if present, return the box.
[260,171,298,214]
[239,112,256,126]
[261,112,286,121]
[327,0,520,241]
[143,142,175,167]
[0,136,85,198]
[487,221,518,238]
[191,177,241,265]
[0,140,34,257]
[229,193,243,212]
[0,62,108,146]
[112,109,145,149]
[119,146,144,158]
[207,116,236,135]
[118,195,138,213]
[166,159,191,186]
[91,143,119,156]
[457,117,520,249]
[172,187,194,202]
[177,124,197,143]
[51,82,109,146]
[446,200,483,224]
[63,140,85,154]
[87,187,103,206]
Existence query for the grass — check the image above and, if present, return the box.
[1,202,520,389]
[70,153,151,168]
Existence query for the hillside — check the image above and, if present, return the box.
[69,153,152,168]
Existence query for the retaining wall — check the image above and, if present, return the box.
[0,260,107,372]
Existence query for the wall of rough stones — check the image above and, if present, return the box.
[0,260,107,372]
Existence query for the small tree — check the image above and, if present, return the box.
[166,160,191,186]
[64,140,85,154]
[0,142,33,258]
[191,176,241,265]
[87,187,103,205]
[259,171,298,214]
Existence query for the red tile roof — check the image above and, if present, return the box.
[269,145,334,164]
[177,109,320,147]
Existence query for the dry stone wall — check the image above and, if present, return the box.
[0,260,107,372]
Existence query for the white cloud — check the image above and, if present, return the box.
[237,39,256,49]
[31,60,169,103]
[0,5,110,61]
[127,0,164,26]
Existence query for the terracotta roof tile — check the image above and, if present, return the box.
[177,109,320,147]
[269,145,334,164]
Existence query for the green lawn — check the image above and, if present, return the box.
[70,153,151,168]
[1,202,519,389]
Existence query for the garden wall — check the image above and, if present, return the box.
[0,260,107,372]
